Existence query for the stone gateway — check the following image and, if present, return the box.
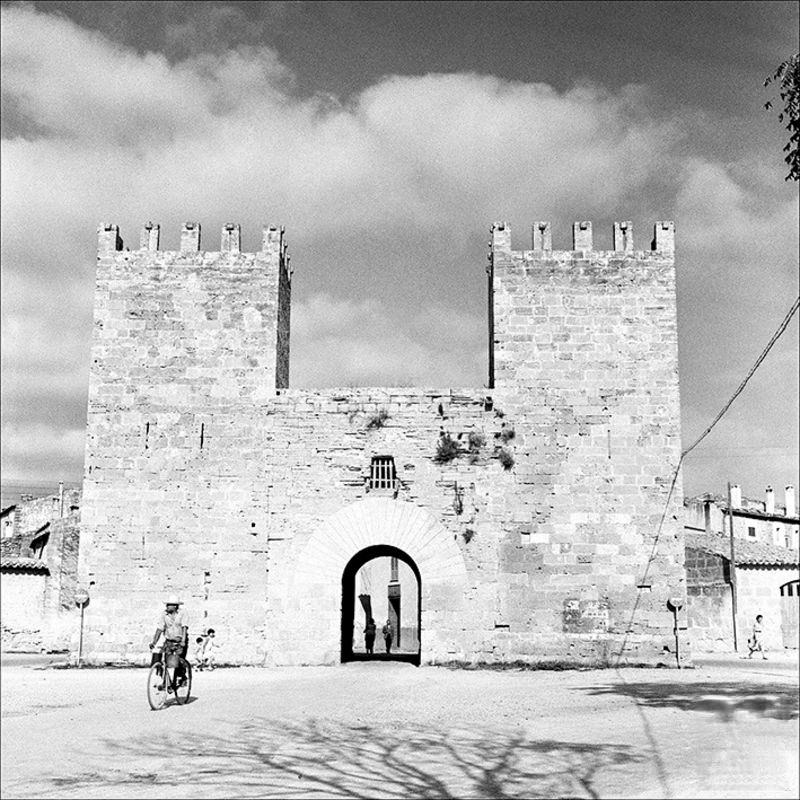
[77,219,687,666]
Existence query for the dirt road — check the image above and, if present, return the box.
[2,654,797,798]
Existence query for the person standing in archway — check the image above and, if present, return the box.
[382,618,394,654]
[364,617,376,655]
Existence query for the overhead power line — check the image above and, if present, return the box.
[617,293,800,665]
[681,295,800,460]
[653,293,799,565]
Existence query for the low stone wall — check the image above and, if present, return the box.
[685,548,733,653]
[1,571,47,651]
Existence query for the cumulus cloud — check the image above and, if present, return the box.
[0,3,797,495]
[0,4,684,246]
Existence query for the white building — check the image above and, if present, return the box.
[685,484,799,550]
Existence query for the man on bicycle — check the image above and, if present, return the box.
[149,594,189,685]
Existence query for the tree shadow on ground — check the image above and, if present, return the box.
[42,718,648,799]
[580,681,799,722]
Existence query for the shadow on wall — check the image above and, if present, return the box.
[579,681,799,722]
[47,719,646,799]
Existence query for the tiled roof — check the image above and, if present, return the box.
[0,557,49,573]
[685,532,800,567]
[0,533,31,559]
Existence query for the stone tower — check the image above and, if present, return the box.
[486,220,684,661]
[79,223,290,662]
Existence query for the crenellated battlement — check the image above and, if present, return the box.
[491,220,675,257]
[80,215,687,669]
[91,219,292,394]
[97,222,290,268]
[488,217,679,392]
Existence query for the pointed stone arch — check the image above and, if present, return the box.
[287,498,468,664]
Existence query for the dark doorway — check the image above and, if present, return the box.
[341,545,421,665]
[780,580,799,649]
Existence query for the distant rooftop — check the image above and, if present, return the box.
[684,493,798,522]
[685,531,800,567]
[0,556,50,573]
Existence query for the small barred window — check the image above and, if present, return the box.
[370,456,396,490]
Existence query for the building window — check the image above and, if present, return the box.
[370,456,396,490]
[747,526,756,538]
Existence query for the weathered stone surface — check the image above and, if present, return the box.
[76,221,687,667]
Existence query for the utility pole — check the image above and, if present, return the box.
[486,244,495,390]
[727,482,738,651]
[74,588,90,667]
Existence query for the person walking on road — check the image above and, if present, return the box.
[364,618,377,655]
[747,614,768,659]
[382,618,394,654]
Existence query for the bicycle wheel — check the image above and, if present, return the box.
[147,662,167,711]
[173,658,192,705]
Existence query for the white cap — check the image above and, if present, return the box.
[165,594,182,606]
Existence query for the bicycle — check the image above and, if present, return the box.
[147,645,192,710]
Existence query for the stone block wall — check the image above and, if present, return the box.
[77,219,687,667]
[685,547,733,652]
[487,221,687,664]
[79,223,289,661]
[13,489,79,539]
[0,571,47,650]
[44,515,81,612]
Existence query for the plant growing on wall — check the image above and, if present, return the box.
[468,432,486,450]
[497,447,515,470]
[434,433,460,463]
[452,482,464,515]
[468,431,486,465]
[365,409,390,430]
[498,426,515,443]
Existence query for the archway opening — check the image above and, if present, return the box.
[341,544,421,665]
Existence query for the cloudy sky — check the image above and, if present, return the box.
[1,0,798,505]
